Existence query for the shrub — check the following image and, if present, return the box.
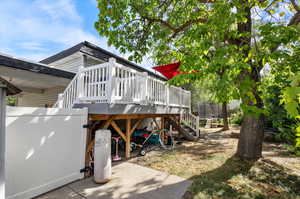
[230,111,243,125]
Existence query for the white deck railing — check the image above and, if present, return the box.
[181,111,200,136]
[54,58,191,109]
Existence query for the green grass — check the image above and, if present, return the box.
[131,128,300,199]
[184,157,300,199]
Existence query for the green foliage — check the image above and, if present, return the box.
[7,96,17,106]
[95,0,300,116]
[231,110,243,125]
[281,73,300,154]
[262,80,296,142]
[189,74,236,110]
[95,0,300,157]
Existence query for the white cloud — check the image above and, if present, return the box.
[18,42,46,51]
[0,0,102,61]
[0,0,152,68]
[34,0,82,22]
[89,0,98,6]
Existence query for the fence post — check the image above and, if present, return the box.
[108,58,116,104]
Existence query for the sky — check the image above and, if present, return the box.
[0,0,154,69]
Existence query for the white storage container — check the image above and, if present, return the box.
[94,130,111,183]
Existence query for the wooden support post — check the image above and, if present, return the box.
[160,117,165,142]
[126,119,131,159]
[111,120,127,142]
[100,117,113,129]
[161,117,165,130]
[152,118,159,130]
[130,118,143,136]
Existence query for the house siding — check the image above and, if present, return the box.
[17,87,65,107]
[49,55,103,74]
[49,56,83,73]
[85,57,103,67]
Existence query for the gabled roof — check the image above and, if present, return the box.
[40,41,166,81]
[0,76,22,95]
[0,53,75,79]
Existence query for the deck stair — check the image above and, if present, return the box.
[167,112,200,141]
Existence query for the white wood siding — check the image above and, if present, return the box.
[86,57,103,67]
[48,56,83,73]
[17,87,65,107]
[49,54,103,74]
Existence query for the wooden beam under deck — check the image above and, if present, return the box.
[89,113,179,121]
[111,120,127,142]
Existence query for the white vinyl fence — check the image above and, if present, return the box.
[5,107,88,199]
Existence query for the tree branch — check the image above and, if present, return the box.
[290,0,300,12]
[271,9,300,52]
[288,10,300,26]
[142,16,177,31]
[198,0,215,3]
[169,17,208,39]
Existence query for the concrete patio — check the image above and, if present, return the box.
[35,162,192,199]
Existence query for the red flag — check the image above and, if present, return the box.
[153,62,182,80]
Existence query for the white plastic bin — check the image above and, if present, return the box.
[94,129,111,183]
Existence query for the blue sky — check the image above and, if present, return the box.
[0,0,153,68]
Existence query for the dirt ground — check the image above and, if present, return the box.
[129,127,300,199]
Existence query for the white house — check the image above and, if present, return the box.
[0,40,199,150]
[1,41,200,199]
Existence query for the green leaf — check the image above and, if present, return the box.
[285,101,299,117]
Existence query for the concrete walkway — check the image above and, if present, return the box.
[36,162,192,199]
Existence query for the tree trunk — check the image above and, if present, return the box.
[221,102,229,131]
[237,114,264,160]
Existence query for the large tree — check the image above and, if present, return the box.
[95,0,300,160]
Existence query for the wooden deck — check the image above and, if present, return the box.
[54,58,191,110]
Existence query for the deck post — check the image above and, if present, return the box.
[166,86,170,109]
[77,67,85,102]
[125,119,131,159]
[142,72,148,104]
[108,58,116,104]
[57,93,64,108]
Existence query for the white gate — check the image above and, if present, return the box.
[5,107,88,199]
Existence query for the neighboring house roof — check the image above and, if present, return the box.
[0,53,75,79]
[40,41,167,81]
[0,76,22,95]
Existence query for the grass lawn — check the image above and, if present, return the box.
[130,127,300,199]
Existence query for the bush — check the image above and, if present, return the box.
[230,111,243,125]
[7,96,17,106]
